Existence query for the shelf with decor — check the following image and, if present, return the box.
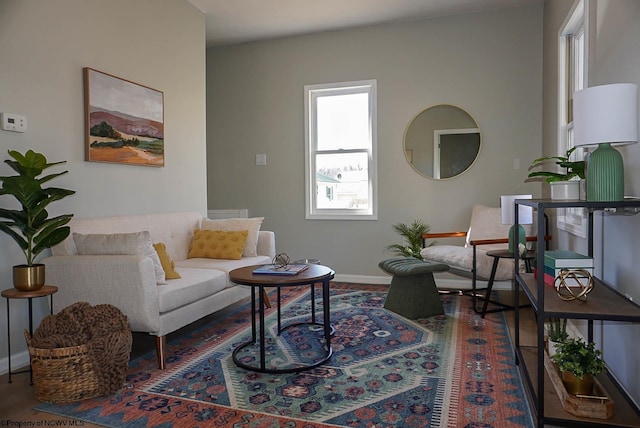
[513,198,640,428]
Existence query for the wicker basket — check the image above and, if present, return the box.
[24,330,101,403]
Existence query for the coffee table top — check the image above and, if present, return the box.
[230,264,335,286]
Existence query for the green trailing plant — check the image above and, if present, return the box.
[551,337,606,380]
[385,219,433,259]
[527,147,586,183]
[546,318,568,342]
[0,150,76,266]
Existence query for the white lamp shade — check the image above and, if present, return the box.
[573,83,639,147]
[501,195,533,225]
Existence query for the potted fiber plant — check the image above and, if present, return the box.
[0,150,75,291]
[546,318,568,356]
[385,219,433,260]
[551,337,606,396]
[527,147,585,199]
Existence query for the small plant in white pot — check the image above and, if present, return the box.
[527,148,585,199]
[546,318,568,356]
[551,337,606,396]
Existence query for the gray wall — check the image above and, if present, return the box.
[206,4,544,281]
[591,0,640,405]
[0,0,207,373]
[543,0,640,405]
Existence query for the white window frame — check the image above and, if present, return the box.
[304,80,378,220]
[557,0,589,237]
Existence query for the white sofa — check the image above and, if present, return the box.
[41,211,276,369]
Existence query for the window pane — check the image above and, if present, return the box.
[316,93,369,150]
[315,152,369,209]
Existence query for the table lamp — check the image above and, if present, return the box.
[501,194,533,254]
[573,83,639,201]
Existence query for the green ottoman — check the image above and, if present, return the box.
[378,257,449,319]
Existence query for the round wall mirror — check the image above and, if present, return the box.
[403,104,481,179]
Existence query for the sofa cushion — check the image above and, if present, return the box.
[153,242,181,279]
[420,245,514,281]
[201,217,264,257]
[177,254,272,286]
[187,230,248,260]
[156,268,227,313]
[73,231,166,284]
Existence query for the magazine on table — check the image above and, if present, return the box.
[253,264,310,275]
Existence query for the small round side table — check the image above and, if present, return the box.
[475,250,534,318]
[2,285,58,384]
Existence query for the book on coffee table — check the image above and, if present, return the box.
[253,264,310,275]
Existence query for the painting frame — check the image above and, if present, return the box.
[84,67,164,167]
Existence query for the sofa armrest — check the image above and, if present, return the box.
[257,230,276,259]
[42,255,161,333]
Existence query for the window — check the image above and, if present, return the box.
[558,0,589,237]
[304,80,377,220]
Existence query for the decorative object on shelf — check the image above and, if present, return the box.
[527,147,585,200]
[272,253,290,269]
[551,337,606,396]
[554,269,594,301]
[500,194,532,253]
[0,150,75,291]
[573,83,639,202]
[546,318,568,356]
[385,219,433,260]
[544,350,614,419]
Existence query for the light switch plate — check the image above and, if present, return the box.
[1,113,28,132]
[256,154,267,165]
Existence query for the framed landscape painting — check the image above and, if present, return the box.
[84,67,164,167]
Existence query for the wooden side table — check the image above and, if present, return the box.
[2,285,58,384]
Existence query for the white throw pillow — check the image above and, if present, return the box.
[200,217,264,257]
[73,231,167,284]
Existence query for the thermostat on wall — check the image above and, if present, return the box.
[1,113,28,133]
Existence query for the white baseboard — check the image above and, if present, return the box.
[0,350,30,376]
[334,274,391,284]
[333,274,513,291]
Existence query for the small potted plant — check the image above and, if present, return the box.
[546,318,568,356]
[551,337,606,395]
[527,147,585,199]
[385,219,433,260]
[0,150,75,291]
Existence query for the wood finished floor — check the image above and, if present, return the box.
[0,290,538,425]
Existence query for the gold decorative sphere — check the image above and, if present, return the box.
[554,269,594,301]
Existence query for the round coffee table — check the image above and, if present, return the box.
[229,264,335,373]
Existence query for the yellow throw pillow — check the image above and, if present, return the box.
[187,230,248,260]
[153,242,181,280]
[200,217,264,257]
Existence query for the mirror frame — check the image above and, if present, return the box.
[403,104,481,180]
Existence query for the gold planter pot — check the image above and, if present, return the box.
[13,264,45,291]
[562,371,594,396]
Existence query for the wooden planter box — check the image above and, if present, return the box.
[543,349,614,419]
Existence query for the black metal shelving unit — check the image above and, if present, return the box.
[513,198,640,428]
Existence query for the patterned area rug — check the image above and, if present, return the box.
[36,282,533,427]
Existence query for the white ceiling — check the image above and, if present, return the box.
[187,0,542,47]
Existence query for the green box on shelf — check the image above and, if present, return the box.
[544,250,594,269]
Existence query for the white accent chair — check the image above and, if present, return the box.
[420,205,547,313]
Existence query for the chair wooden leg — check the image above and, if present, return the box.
[156,335,166,370]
